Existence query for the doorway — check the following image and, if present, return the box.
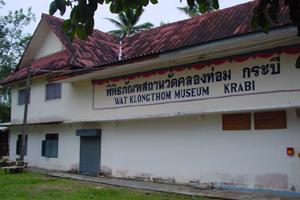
[77,129,101,174]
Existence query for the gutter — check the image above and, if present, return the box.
[1,121,64,126]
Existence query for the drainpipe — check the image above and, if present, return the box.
[20,66,31,162]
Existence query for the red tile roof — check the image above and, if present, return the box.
[3,50,70,84]
[1,0,292,85]
[44,15,120,68]
[122,0,290,60]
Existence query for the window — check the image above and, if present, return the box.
[46,83,61,100]
[222,113,251,130]
[254,110,287,130]
[18,88,30,105]
[42,134,58,158]
[16,135,28,155]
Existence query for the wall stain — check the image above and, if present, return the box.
[115,169,129,178]
[216,173,248,187]
[255,173,288,190]
[100,166,112,177]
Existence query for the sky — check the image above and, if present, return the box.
[0,0,251,34]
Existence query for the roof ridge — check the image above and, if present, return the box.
[123,0,255,39]
[41,13,120,40]
[41,0,255,40]
[41,13,64,21]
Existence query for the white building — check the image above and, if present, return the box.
[1,1,300,194]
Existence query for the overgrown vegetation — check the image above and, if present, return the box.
[105,7,153,38]
[0,170,216,200]
[49,0,300,40]
[177,0,215,17]
[0,0,35,122]
[0,104,10,123]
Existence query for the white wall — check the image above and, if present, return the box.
[11,77,73,124]
[9,123,82,171]
[9,109,300,192]
[34,29,64,60]
[68,53,300,122]
[18,18,65,68]
[100,109,300,191]
[9,122,103,171]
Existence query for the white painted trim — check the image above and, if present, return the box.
[0,127,8,131]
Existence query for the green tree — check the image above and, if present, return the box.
[105,7,153,38]
[0,2,35,81]
[177,6,200,18]
[49,0,300,40]
[0,103,10,123]
[159,21,169,26]
[177,0,215,17]
[0,0,35,122]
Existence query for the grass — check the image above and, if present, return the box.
[0,170,216,200]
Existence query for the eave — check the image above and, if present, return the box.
[57,26,299,84]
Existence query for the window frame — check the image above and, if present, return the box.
[42,133,59,158]
[45,83,62,101]
[16,135,28,156]
[18,88,30,105]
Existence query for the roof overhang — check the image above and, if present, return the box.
[0,127,8,132]
[0,122,10,127]
[60,26,299,83]
[17,17,50,69]
[1,121,63,126]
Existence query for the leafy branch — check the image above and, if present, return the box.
[48,0,299,40]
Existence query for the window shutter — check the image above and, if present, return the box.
[41,140,46,156]
[18,89,30,105]
[44,134,59,158]
[51,84,55,99]
[16,139,20,155]
[56,83,62,99]
[46,85,50,100]
[18,89,25,105]
[24,135,28,155]
[46,83,61,100]
[45,140,51,157]
[16,135,27,155]
[52,140,58,158]
[254,110,287,129]
[223,113,251,130]
[46,84,53,100]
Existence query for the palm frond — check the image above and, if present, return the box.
[124,9,134,25]
[104,18,123,29]
[132,7,143,25]
[108,30,125,38]
[106,7,152,37]
[133,22,154,32]
[177,6,199,17]
[118,12,128,27]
